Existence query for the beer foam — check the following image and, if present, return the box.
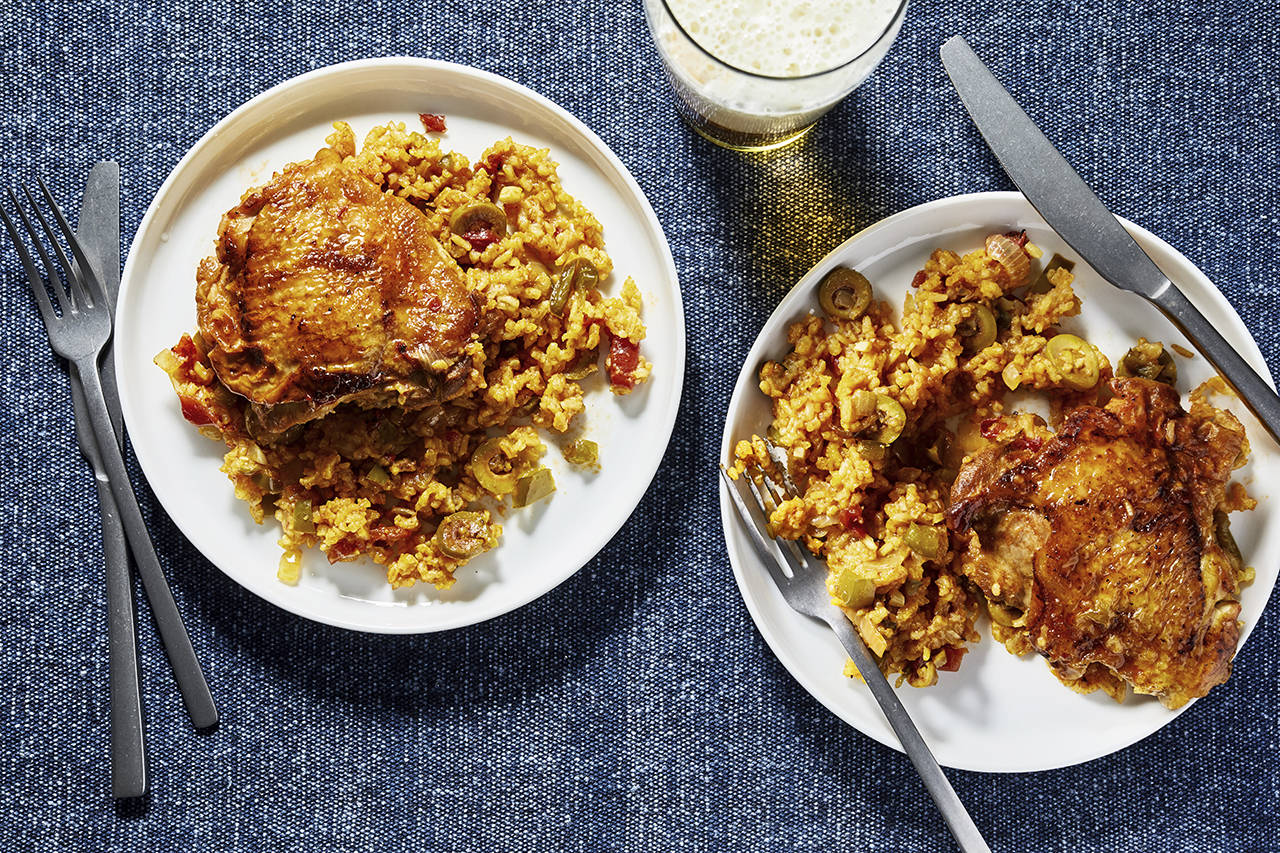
[666,0,899,77]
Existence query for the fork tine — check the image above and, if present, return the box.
[37,178,104,309]
[2,191,62,326]
[22,185,81,312]
[761,436,803,496]
[754,469,823,578]
[720,467,794,589]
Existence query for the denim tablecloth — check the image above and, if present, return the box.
[2,1,1277,850]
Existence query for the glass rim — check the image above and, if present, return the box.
[655,0,912,82]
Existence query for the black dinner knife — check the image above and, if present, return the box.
[941,35,1280,446]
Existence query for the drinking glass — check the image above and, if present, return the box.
[644,0,911,152]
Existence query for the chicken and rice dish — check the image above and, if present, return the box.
[731,234,1253,706]
[158,119,650,589]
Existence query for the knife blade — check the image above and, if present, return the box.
[77,161,124,448]
[941,35,1280,446]
[73,160,147,799]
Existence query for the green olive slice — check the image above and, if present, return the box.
[433,511,495,559]
[904,523,947,560]
[548,257,599,316]
[818,268,872,321]
[470,436,519,494]
[513,468,556,508]
[958,304,997,354]
[1046,333,1101,391]
[449,201,507,239]
[867,394,906,445]
[1118,340,1177,386]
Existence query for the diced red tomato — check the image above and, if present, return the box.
[172,334,199,374]
[607,336,640,390]
[179,394,215,427]
[327,536,360,563]
[418,113,447,133]
[463,226,499,252]
[938,645,967,672]
[839,506,867,538]
[979,417,1002,440]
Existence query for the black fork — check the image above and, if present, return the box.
[1,182,218,731]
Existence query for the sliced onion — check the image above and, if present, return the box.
[985,233,1031,288]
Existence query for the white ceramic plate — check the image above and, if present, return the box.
[719,192,1279,772]
[116,58,685,633]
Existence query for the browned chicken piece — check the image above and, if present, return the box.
[195,145,477,433]
[949,377,1249,708]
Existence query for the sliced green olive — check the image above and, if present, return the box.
[365,465,391,487]
[1215,510,1242,566]
[904,523,947,560]
[866,394,906,445]
[433,511,495,559]
[449,201,507,239]
[548,257,599,316]
[564,347,599,380]
[831,566,876,609]
[471,436,519,494]
[564,438,599,467]
[513,467,556,508]
[291,498,315,534]
[818,267,872,321]
[1118,340,1177,386]
[1046,333,1101,391]
[958,304,997,354]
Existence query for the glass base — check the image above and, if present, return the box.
[688,120,815,153]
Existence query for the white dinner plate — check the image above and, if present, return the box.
[116,58,685,632]
[719,191,1279,772]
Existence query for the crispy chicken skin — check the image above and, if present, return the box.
[949,378,1248,708]
[195,145,476,432]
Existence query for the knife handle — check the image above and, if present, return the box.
[97,470,148,799]
[1152,283,1280,446]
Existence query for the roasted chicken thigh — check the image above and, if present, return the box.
[195,145,477,432]
[949,378,1249,708]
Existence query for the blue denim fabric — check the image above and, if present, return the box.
[1,0,1277,850]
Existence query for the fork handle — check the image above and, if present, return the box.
[824,613,993,853]
[73,357,219,730]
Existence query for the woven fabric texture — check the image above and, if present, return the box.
[2,0,1278,850]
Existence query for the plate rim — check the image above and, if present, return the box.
[718,189,1276,772]
[116,56,686,633]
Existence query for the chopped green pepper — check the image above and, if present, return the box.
[292,498,315,534]
[548,257,599,316]
[513,468,556,508]
[564,438,599,467]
